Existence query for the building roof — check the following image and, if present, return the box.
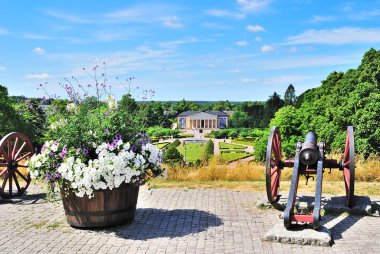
[205,110,228,116]
[177,110,202,117]
[177,110,228,117]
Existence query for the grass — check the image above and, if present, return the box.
[231,139,254,146]
[155,155,380,196]
[219,142,247,149]
[155,142,170,149]
[177,143,206,163]
[220,151,251,162]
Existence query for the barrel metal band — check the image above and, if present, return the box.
[65,207,135,216]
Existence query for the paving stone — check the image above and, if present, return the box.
[264,223,332,247]
[1,186,380,253]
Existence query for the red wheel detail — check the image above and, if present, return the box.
[266,126,282,204]
[342,126,355,207]
[0,132,33,198]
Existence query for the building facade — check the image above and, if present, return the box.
[177,111,229,130]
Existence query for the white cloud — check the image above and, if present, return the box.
[241,75,310,85]
[241,78,258,83]
[230,69,241,74]
[261,45,274,52]
[23,33,54,40]
[289,46,298,53]
[33,47,45,54]
[205,9,245,19]
[161,16,183,29]
[159,37,198,49]
[0,28,8,35]
[247,25,265,32]
[236,0,272,12]
[25,73,52,79]
[44,10,89,24]
[236,41,249,46]
[255,36,262,42]
[284,27,380,45]
[0,65,6,71]
[309,15,335,23]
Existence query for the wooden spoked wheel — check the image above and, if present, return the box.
[343,126,355,207]
[0,132,33,198]
[266,126,282,204]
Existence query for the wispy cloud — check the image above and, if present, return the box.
[261,45,274,52]
[159,37,199,49]
[247,25,265,32]
[350,9,380,20]
[255,36,262,42]
[236,0,272,12]
[161,16,183,29]
[0,65,6,71]
[44,10,90,24]
[205,9,245,19]
[23,33,54,40]
[0,28,8,35]
[94,29,138,42]
[33,47,45,55]
[284,27,380,45]
[25,73,52,79]
[236,41,249,46]
[241,75,310,85]
[309,15,335,23]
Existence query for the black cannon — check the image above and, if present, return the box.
[265,126,355,230]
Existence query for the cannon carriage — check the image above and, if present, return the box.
[0,132,34,198]
[266,126,355,230]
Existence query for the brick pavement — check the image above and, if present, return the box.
[1,185,379,254]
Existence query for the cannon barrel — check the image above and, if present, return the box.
[299,132,319,165]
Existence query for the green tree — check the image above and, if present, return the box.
[284,84,296,106]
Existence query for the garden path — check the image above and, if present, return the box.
[1,185,379,253]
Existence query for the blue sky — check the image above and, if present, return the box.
[1,0,380,101]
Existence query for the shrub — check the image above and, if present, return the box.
[163,146,183,164]
[167,139,181,149]
[202,140,214,162]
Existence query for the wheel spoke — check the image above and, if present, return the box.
[7,139,11,160]
[271,166,278,176]
[17,164,29,168]
[0,168,7,177]
[11,137,19,160]
[344,160,350,167]
[15,169,28,182]
[343,134,349,161]
[13,172,21,192]
[15,151,32,162]
[271,172,279,198]
[272,138,280,161]
[0,162,8,166]
[1,174,8,189]
[14,141,27,161]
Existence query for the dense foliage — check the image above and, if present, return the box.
[202,140,214,162]
[254,48,380,160]
[146,126,180,139]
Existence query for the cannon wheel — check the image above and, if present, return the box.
[343,126,355,207]
[0,132,33,198]
[266,126,282,204]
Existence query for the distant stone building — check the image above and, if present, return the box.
[177,110,229,130]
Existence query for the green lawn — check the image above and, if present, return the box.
[177,143,206,162]
[231,139,254,146]
[221,151,251,162]
[219,142,247,149]
[155,142,170,149]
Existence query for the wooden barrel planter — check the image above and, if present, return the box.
[61,183,139,228]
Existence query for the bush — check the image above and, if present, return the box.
[202,140,214,162]
[167,139,181,149]
[146,126,180,139]
[163,146,183,164]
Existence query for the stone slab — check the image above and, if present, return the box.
[264,223,332,247]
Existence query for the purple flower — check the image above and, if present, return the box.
[115,134,122,141]
[53,173,61,180]
[83,149,89,155]
[61,145,67,159]
[131,145,137,152]
[77,148,81,152]
[41,144,46,153]
[51,183,55,190]
[45,172,53,181]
